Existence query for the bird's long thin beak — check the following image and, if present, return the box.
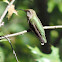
[17,9,27,12]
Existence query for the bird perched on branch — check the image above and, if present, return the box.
[19,9,47,45]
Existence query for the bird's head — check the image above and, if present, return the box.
[24,9,36,19]
[18,9,36,19]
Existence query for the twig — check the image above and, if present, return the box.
[0,25,62,39]
[43,25,62,29]
[0,30,27,39]
[0,0,15,27]
[3,36,19,62]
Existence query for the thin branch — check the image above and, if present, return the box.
[0,25,62,39]
[3,36,19,62]
[43,25,62,29]
[0,0,15,27]
[0,30,27,39]
[0,25,62,47]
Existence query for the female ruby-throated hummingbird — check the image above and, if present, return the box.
[19,9,47,45]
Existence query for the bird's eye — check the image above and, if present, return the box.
[28,10,30,12]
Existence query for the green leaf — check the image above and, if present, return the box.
[0,47,5,62]
[50,30,59,42]
[0,1,7,17]
[27,45,61,62]
[58,2,62,12]
[47,0,56,13]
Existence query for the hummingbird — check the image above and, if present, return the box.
[19,9,47,45]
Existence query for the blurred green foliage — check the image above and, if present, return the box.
[47,0,62,13]
[0,0,62,62]
[27,45,60,62]
[0,47,4,62]
[0,1,7,17]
